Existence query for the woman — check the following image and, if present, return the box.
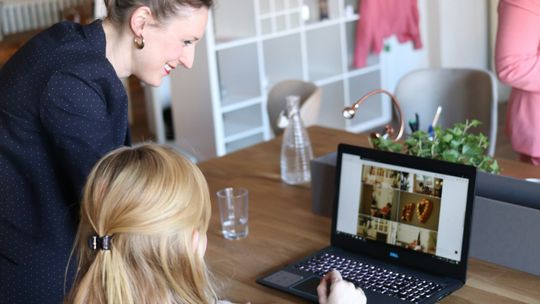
[495,0,540,165]
[65,144,366,304]
[0,1,212,302]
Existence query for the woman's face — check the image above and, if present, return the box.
[133,6,209,87]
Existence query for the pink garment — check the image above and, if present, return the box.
[496,0,540,159]
[353,0,422,68]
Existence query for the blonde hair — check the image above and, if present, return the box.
[66,144,217,304]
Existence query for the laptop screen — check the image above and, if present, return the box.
[331,144,476,281]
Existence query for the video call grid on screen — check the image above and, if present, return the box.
[336,153,469,263]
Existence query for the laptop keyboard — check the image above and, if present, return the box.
[295,252,443,303]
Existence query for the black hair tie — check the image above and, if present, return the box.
[88,235,113,251]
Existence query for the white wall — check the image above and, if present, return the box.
[423,0,509,102]
[381,0,430,93]
[427,0,489,69]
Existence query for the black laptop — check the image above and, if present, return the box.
[257,143,476,303]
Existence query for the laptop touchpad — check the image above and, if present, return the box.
[291,276,321,297]
[263,270,304,287]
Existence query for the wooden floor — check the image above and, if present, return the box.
[128,78,519,161]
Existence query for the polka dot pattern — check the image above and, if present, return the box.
[0,20,130,303]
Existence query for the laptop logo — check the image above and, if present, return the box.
[389,252,399,259]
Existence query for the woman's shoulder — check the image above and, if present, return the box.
[34,21,117,89]
[4,20,108,76]
[0,21,110,109]
[25,21,86,50]
[46,20,81,36]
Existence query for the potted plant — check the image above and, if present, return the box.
[370,120,500,174]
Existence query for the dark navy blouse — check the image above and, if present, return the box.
[0,20,129,303]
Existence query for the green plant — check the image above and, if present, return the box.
[371,120,500,174]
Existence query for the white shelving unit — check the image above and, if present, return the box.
[170,0,392,161]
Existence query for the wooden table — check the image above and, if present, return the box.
[200,126,540,304]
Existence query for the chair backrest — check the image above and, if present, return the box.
[267,79,322,137]
[394,68,498,156]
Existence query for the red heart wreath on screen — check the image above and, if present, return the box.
[416,198,433,223]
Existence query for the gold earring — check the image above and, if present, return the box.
[134,35,145,49]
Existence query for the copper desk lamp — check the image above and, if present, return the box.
[342,89,405,142]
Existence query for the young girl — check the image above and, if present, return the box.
[65,144,216,303]
[66,144,365,303]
